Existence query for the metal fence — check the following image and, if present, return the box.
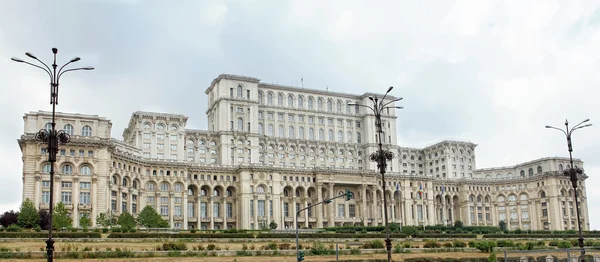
[502,247,600,262]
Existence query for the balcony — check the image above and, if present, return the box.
[174,216,184,221]
[297,217,306,222]
[226,217,236,223]
[200,217,211,222]
[188,217,197,222]
[258,216,268,221]
[284,216,294,222]
[78,204,92,210]
[213,217,224,223]
[309,217,317,222]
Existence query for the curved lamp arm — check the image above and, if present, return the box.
[11,58,53,80]
[545,125,567,137]
[57,67,95,82]
[570,124,593,136]
[26,52,53,77]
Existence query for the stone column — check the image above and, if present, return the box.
[72,176,80,227]
[317,183,323,228]
[209,196,214,229]
[254,197,258,228]
[223,197,227,229]
[304,197,309,228]
[169,192,175,228]
[91,176,98,226]
[34,175,41,208]
[328,183,335,226]
[183,192,188,230]
[361,185,367,226]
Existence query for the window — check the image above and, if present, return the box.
[170,135,177,141]
[308,97,313,109]
[337,130,343,142]
[278,94,283,106]
[161,182,169,191]
[288,126,295,138]
[237,118,244,131]
[187,203,195,217]
[61,192,72,204]
[42,191,50,203]
[63,124,74,135]
[328,130,334,141]
[298,96,304,108]
[80,192,90,204]
[258,91,263,104]
[81,125,92,136]
[160,205,169,216]
[327,100,333,111]
[309,128,315,140]
[80,166,91,175]
[337,204,345,217]
[227,203,233,218]
[42,163,51,174]
[45,122,52,131]
[213,203,220,217]
[237,85,243,97]
[258,123,264,135]
[268,124,274,136]
[62,165,73,174]
[267,93,273,105]
[278,125,284,137]
[288,95,294,107]
[299,127,304,139]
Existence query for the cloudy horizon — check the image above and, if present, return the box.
[1,0,599,229]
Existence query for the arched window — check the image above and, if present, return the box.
[81,125,92,136]
[42,163,51,174]
[318,98,324,110]
[288,126,295,138]
[328,130,334,141]
[258,91,263,104]
[347,131,352,143]
[257,186,265,194]
[298,96,304,108]
[64,124,74,135]
[319,129,324,141]
[559,164,563,171]
[288,95,294,107]
[258,123,264,135]
[520,194,528,201]
[237,118,244,131]
[528,168,534,176]
[146,182,155,191]
[357,132,362,143]
[309,128,315,140]
[508,195,516,202]
[337,130,343,141]
[537,166,542,174]
[213,189,220,196]
[299,127,305,139]
[237,85,243,97]
[469,195,474,202]
[133,180,138,189]
[277,94,284,106]
[477,196,482,202]
[112,176,118,185]
[268,124,274,136]
[161,182,169,191]
[308,97,314,109]
[227,188,233,196]
[498,196,505,202]
[122,178,128,187]
[540,191,546,198]
[520,170,525,177]
[80,166,91,175]
[157,123,165,130]
[327,100,333,111]
[278,125,284,137]
[188,188,194,196]
[62,164,73,174]
[201,188,207,196]
[337,101,342,112]
[267,93,273,105]
[45,122,52,131]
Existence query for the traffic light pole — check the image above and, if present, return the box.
[296,189,353,261]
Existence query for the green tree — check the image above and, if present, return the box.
[498,220,507,231]
[269,221,278,230]
[137,206,169,228]
[17,198,40,229]
[53,202,72,230]
[79,213,91,229]
[454,220,464,228]
[96,212,117,228]
[117,212,137,231]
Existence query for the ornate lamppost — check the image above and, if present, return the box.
[348,87,403,262]
[546,119,592,262]
[12,48,94,262]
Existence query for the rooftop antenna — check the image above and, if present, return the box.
[301,77,304,88]
[326,85,329,92]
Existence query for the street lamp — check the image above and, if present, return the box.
[348,88,403,262]
[12,48,94,262]
[546,119,592,262]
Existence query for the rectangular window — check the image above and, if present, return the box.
[160,205,169,216]
[132,204,137,214]
[79,150,85,157]
[213,203,220,218]
[170,135,177,141]
[80,192,90,204]
[270,200,273,217]
[200,202,207,217]
[337,204,345,217]
[174,205,182,216]
[61,192,72,204]
[250,200,254,216]
[283,202,289,217]
[42,191,50,203]
[42,181,50,188]
[187,203,195,218]
[170,144,177,150]
[258,200,265,217]
[88,150,93,157]
[349,204,356,217]
[143,133,151,139]
[227,203,233,218]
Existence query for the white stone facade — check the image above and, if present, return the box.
[18,74,589,231]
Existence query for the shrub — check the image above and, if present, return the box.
[5,224,21,232]
[453,240,467,248]
[207,244,216,251]
[488,252,497,262]
[473,240,497,253]
[190,229,196,233]
[424,240,441,248]
[0,232,100,238]
[34,225,41,232]
[557,241,572,249]
[158,242,187,251]
[102,228,108,233]
[362,240,385,249]
[278,243,291,250]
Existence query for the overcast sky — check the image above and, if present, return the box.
[1,0,599,228]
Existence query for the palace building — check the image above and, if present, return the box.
[18,74,589,231]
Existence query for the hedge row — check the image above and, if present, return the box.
[414,234,477,239]
[483,234,600,239]
[0,232,101,238]
[107,233,409,239]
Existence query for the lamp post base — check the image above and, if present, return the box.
[385,238,392,261]
[46,238,54,261]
